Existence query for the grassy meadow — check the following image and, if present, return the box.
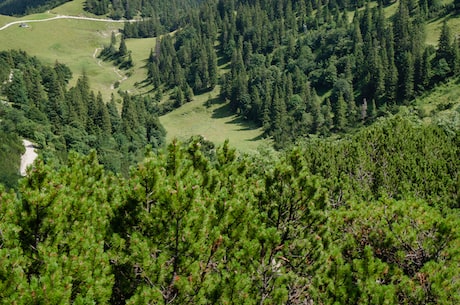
[50,0,98,16]
[0,18,124,100]
[160,86,270,153]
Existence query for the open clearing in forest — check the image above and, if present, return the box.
[160,86,270,153]
[0,0,153,101]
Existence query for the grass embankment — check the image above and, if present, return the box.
[0,0,155,101]
[426,12,460,46]
[50,0,97,16]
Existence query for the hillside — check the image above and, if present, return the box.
[1,0,460,168]
[0,116,458,304]
[0,0,459,303]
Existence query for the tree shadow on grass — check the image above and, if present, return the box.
[248,133,266,141]
[211,102,264,142]
[211,101,234,119]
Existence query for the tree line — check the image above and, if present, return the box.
[0,115,459,304]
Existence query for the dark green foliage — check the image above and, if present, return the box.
[300,115,460,208]
[85,0,110,15]
[0,116,459,304]
[0,0,70,15]
[313,198,460,304]
[14,152,117,303]
[0,120,23,188]
[0,50,166,181]
[97,0,460,147]
[99,34,134,70]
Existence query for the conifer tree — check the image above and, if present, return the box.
[334,93,347,131]
[95,91,112,134]
[118,35,128,58]
[401,51,415,101]
[6,71,29,106]
[16,153,117,303]
[437,20,452,63]
[367,99,378,121]
[321,98,333,134]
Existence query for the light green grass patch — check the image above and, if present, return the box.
[383,1,399,19]
[0,14,14,27]
[160,86,270,153]
[0,18,125,100]
[413,76,460,128]
[345,1,398,24]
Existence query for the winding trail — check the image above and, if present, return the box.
[0,15,139,31]
[93,47,103,66]
[20,140,38,176]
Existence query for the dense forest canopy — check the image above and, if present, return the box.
[0,0,71,15]
[0,116,459,304]
[0,0,460,303]
[114,0,460,147]
[0,50,165,187]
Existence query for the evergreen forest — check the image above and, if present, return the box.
[0,117,459,304]
[0,0,71,15]
[0,50,165,188]
[0,0,460,303]
[119,0,460,147]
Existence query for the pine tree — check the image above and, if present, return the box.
[384,25,398,104]
[107,95,121,134]
[118,35,128,58]
[334,93,347,131]
[437,20,452,63]
[121,94,139,136]
[6,71,29,106]
[15,153,117,303]
[321,98,333,134]
[367,99,378,121]
[419,47,432,90]
[401,51,415,101]
[95,91,112,134]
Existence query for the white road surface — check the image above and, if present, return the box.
[0,15,138,31]
[20,139,38,176]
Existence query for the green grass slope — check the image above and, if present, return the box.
[0,18,122,100]
[0,0,155,101]
[414,76,460,132]
[160,86,270,153]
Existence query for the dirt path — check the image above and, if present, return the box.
[20,139,38,176]
[0,15,138,31]
[93,47,103,66]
